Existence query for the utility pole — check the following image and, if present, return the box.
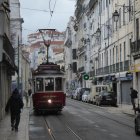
[18,36,20,90]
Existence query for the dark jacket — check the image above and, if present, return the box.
[5,90,24,114]
[130,89,138,99]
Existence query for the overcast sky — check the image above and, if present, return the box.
[19,0,75,43]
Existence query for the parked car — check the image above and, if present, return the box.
[82,90,90,102]
[73,88,80,100]
[88,85,110,104]
[71,90,76,99]
[77,88,90,101]
[95,91,117,106]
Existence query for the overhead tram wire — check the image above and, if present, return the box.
[47,0,57,27]
[10,6,49,12]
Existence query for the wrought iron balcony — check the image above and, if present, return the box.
[89,70,95,77]
[78,66,85,73]
[75,4,83,19]
[77,46,85,55]
[113,64,116,73]
[89,0,97,10]
[131,40,140,53]
[104,66,109,74]
[3,34,15,64]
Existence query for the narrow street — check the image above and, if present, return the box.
[29,98,139,140]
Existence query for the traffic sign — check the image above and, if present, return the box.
[83,74,89,80]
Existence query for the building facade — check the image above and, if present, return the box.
[65,0,140,105]
[0,0,16,119]
[28,30,65,70]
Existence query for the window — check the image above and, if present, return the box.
[116,46,118,63]
[136,18,139,41]
[55,77,62,91]
[36,78,44,92]
[113,47,114,64]
[72,49,77,59]
[106,0,108,7]
[123,5,125,25]
[73,62,77,73]
[45,78,54,91]
[120,44,122,62]
[110,49,111,65]
[119,8,121,28]
[124,42,126,61]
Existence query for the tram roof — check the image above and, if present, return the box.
[32,62,64,76]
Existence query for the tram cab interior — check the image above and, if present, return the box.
[34,76,64,92]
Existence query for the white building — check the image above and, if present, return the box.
[64,16,79,91]
[65,0,140,105]
[10,0,24,92]
[28,30,64,70]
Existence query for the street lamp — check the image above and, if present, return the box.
[112,10,119,22]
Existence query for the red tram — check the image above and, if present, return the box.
[32,62,66,113]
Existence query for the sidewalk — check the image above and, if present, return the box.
[0,98,30,140]
[104,104,136,117]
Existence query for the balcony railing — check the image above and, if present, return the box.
[3,34,14,63]
[131,40,140,53]
[104,66,109,74]
[78,66,85,73]
[89,0,97,10]
[113,64,116,73]
[89,70,95,77]
[77,46,85,55]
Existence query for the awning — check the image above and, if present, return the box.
[115,72,127,78]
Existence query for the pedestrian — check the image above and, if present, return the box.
[24,90,29,107]
[28,89,32,96]
[5,88,24,132]
[130,87,138,110]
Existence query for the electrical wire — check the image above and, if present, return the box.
[47,0,57,27]
[10,6,49,12]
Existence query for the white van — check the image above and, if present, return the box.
[88,85,110,104]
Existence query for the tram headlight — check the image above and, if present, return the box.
[48,99,52,104]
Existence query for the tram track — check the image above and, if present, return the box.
[67,99,134,128]
[44,117,56,140]
[43,115,83,140]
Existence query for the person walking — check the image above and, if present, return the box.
[5,88,24,132]
[130,87,138,110]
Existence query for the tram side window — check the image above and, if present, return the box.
[55,77,62,91]
[45,78,54,91]
[36,78,44,91]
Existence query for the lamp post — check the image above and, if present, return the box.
[112,10,120,105]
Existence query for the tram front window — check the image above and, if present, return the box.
[45,78,54,91]
[55,77,62,91]
[36,78,44,92]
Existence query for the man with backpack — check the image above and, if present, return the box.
[130,87,138,110]
[5,88,24,132]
